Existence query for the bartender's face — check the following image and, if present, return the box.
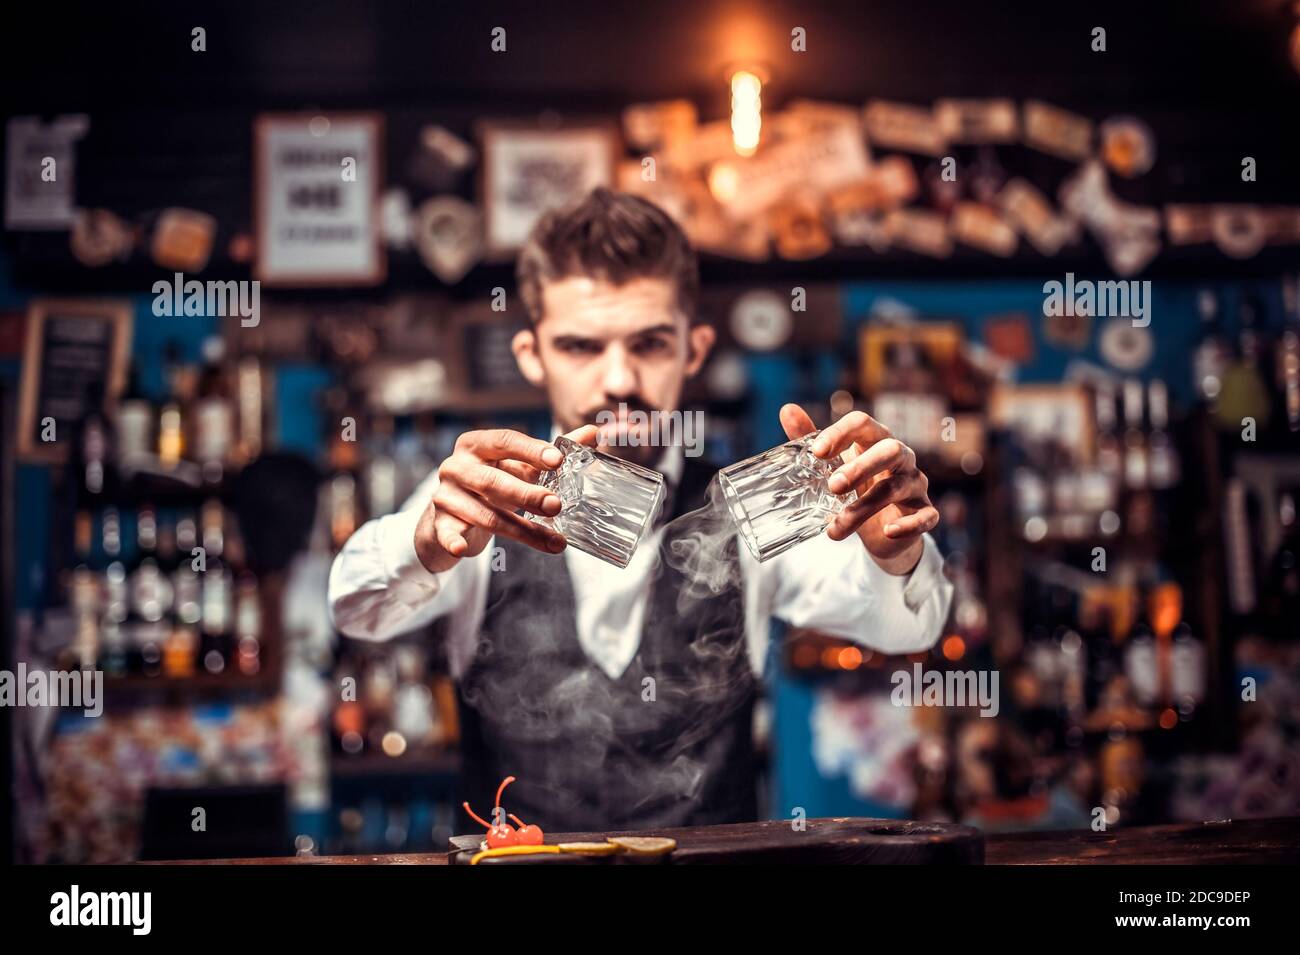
[512,275,714,467]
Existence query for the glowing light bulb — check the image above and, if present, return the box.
[730,70,762,157]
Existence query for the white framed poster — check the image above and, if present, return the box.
[5,115,89,231]
[254,112,385,286]
[479,122,617,258]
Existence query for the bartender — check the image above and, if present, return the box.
[329,188,953,832]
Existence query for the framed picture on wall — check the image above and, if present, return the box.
[989,383,1096,462]
[17,299,132,463]
[479,121,618,258]
[858,322,964,397]
[441,303,548,411]
[254,112,386,287]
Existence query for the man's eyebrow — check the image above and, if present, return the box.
[627,324,678,338]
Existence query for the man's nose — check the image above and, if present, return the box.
[599,346,639,398]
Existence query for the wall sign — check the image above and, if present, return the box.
[479,122,617,258]
[254,112,385,286]
[18,299,132,463]
[4,115,88,231]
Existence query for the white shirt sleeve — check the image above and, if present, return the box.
[750,531,953,657]
[327,468,490,667]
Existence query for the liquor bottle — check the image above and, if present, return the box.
[127,503,170,677]
[199,498,233,674]
[233,572,261,676]
[1278,275,1300,432]
[69,510,101,669]
[1170,621,1205,717]
[97,506,130,677]
[1121,379,1148,490]
[1123,583,1159,709]
[333,660,367,756]
[172,510,202,628]
[1216,293,1272,432]
[192,335,233,483]
[101,507,129,628]
[75,384,113,503]
[1261,492,1300,638]
[1192,289,1227,403]
[1146,380,1179,490]
[234,355,264,467]
[158,345,187,469]
[116,365,153,473]
[365,414,398,518]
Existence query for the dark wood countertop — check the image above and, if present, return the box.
[984,816,1300,865]
[156,815,1300,865]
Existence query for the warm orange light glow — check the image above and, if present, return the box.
[838,646,863,670]
[821,646,842,669]
[1149,583,1183,639]
[942,635,966,661]
[730,69,761,156]
[708,162,740,203]
[1158,708,1178,730]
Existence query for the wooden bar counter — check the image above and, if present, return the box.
[159,815,1300,865]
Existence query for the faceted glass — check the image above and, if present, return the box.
[530,435,666,568]
[718,431,857,562]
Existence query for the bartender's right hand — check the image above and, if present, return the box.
[414,425,599,574]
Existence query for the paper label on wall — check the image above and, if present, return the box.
[1023,101,1094,161]
[862,100,947,156]
[5,115,89,230]
[623,99,698,152]
[1164,204,1215,245]
[709,122,870,220]
[934,99,1019,144]
[256,114,384,284]
[1263,206,1300,245]
[999,178,1076,255]
[885,208,953,258]
[951,202,1018,257]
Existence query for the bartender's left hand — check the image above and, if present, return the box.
[780,403,939,575]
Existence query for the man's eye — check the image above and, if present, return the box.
[556,340,602,355]
[632,338,671,356]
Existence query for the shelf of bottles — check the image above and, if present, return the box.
[63,336,278,698]
[784,277,1300,825]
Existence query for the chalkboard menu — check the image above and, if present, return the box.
[464,320,531,392]
[444,304,546,411]
[18,300,131,462]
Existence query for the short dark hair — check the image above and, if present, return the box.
[516,187,699,325]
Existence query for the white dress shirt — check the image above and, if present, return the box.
[328,443,954,680]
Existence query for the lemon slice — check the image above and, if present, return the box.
[558,841,620,856]
[606,836,677,855]
[470,845,561,865]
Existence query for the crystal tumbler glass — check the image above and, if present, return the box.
[718,431,857,562]
[530,435,666,568]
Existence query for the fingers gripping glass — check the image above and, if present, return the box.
[719,431,857,562]
[529,435,666,568]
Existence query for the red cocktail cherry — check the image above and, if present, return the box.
[463,775,545,848]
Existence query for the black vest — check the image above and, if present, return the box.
[456,456,758,832]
